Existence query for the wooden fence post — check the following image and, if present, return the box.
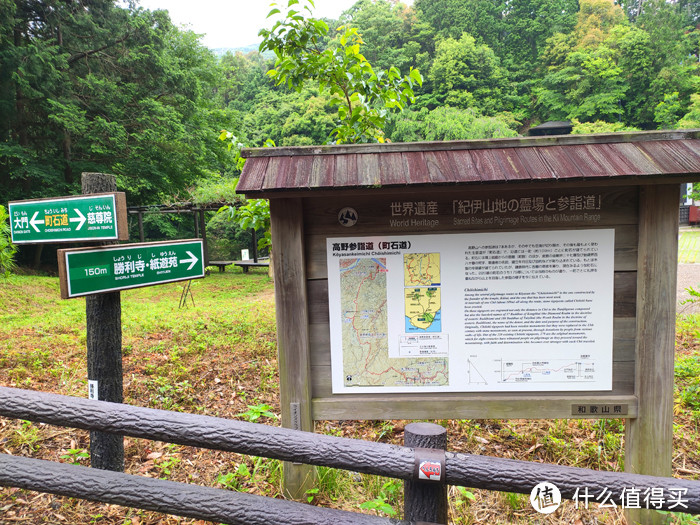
[404,422,448,524]
[82,172,124,472]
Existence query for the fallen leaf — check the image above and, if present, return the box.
[526,443,542,454]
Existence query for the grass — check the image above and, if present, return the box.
[679,230,700,263]
[1,268,699,524]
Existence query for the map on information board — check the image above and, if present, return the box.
[404,253,442,332]
[327,229,615,394]
[339,257,448,388]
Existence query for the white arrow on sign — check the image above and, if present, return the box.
[29,211,42,232]
[179,251,199,271]
[69,209,86,230]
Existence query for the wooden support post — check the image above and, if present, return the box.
[270,198,315,500]
[252,229,259,263]
[137,211,144,242]
[404,423,448,524]
[32,245,43,269]
[82,172,124,472]
[198,209,209,266]
[625,185,678,525]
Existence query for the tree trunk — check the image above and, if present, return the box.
[82,172,124,472]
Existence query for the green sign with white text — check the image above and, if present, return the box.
[9,194,127,244]
[58,240,205,298]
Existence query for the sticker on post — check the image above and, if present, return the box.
[418,460,442,481]
[88,380,98,400]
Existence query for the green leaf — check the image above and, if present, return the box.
[313,19,328,33]
[266,7,281,18]
[409,68,423,87]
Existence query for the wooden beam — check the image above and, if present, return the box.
[241,129,700,158]
[238,176,700,200]
[313,395,638,421]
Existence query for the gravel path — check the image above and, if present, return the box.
[677,263,700,314]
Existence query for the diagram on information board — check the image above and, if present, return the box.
[495,358,598,384]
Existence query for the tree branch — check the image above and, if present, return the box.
[67,33,130,66]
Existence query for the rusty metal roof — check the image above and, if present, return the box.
[237,130,700,196]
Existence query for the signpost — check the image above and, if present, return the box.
[8,174,207,472]
[9,193,128,244]
[57,240,205,299]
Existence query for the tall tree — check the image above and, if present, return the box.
[259,0,422,143]
[389,106,519,141]
[536,0,698,128]
[415,0,578,73]
[428,33,511,115]
[414,0,504,51]
[1,1,233,205]
[341,0,423,72]
[571,0,627,49]
[501,0,578,73]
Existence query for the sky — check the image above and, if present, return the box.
[133,0,362,49]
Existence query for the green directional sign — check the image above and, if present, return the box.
[9,193,127,244]
[58,240,205,298]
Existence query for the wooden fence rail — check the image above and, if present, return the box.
[0,454,414,525]
[1,386,700,518]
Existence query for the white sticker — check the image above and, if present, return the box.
[88,380,98,400]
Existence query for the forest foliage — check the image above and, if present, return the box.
[1,0,699,210]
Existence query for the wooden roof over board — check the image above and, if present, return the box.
[237,129,700,197]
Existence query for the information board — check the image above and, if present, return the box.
[326,229,615,393]
[9,193,127,244]
[58,240,205,298]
